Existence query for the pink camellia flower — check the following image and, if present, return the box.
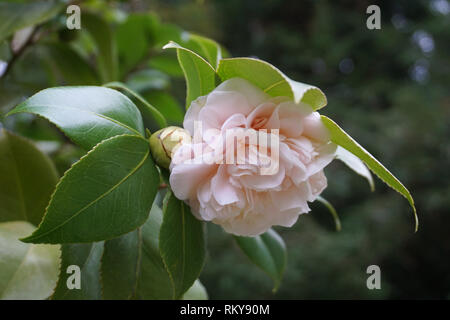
[169,78,337,236]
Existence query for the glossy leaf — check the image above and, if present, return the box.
[0,221,60,300]
[52,242,104,300]
[321,115,418,231]
[116,13,158,76]
[159,191,206,299]
[21,134,159,244]
[0,129,58,226]
[39,43,99,85]
[163,41,216,108]
[217,57,327,110]
[104,82,167,128]
[148,55,184,78]
[143,91,184,124]
[136,202,174,299]
[335,146,374,191]
[186,34,222,68]
[83,13,118,82]
[234,228,287,291]
[126,69,170,92]
[102,202,174,299]
[101,230,140,300]
[0,0,64,42]
[7,86,145,150]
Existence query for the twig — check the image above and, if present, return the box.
[1,26,42,79]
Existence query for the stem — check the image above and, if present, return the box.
[1,26,41,79]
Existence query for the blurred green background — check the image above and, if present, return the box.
[1,0,449,299]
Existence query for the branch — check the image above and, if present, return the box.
[0,26,41,79]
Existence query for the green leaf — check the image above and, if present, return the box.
[234,228,287,291]
[83,13,118,82]
[217,57,327,110]
[116,13,158,77]
[335,146,374,191]
[7,86,145,150]
[148,55,184,78]
[0,129,58,226]
[321,115,418,231]
[163,41,216,109]
[183,280,208,300]
[39,43,99,85]
[101,230,140,300]
[126,69,170,92]
[186,34,223,68]
[159,190,206,299]
[0,0,64,42]
[143,91,184,125]
[101,201,174,300]
[0,221,60,300]
[154,23,184,47]
[21,134,159,244]
[316,196,341,232]
[136,202,174,299]
[104,82,167,128]
[52,242,104,300]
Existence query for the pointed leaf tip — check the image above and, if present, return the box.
[321,115,419,232]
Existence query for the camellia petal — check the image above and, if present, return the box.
[170,78,336,236]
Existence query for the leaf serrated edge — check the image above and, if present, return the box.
[321,115,418,232]
[51,242,104,300]
[103,82,167,128]
[20,133,149,244]
[49,244,63,300]
[335,146,375,192]
[5,86,146,147]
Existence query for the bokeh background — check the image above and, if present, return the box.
[1,0,449,299]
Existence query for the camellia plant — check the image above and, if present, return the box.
[0,2,417,301]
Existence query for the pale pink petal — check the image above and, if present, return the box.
[246,102,277,129]
[170,161,217,200]
[303,111,331,142]
[239,165,285,191]
[306,142,337,176]
[199,91,252,131]
[184,95,206,135]
[221,113,247,130]
[270,187,310,212]
[308,170,328,200]
[215,77,270,107]
[170,77,335,236]
[211,165,240,205]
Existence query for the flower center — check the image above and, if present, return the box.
[251,117,268,129]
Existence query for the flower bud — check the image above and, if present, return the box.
[149,126,191,169]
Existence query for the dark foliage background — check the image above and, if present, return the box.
[1,0,449,299]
